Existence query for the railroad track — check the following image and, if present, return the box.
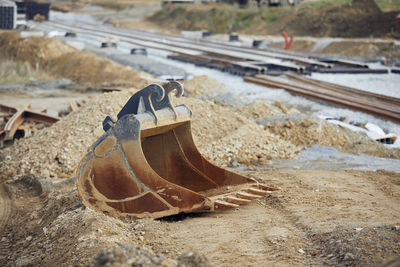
[41,20,390,74]
[38,20,399,123]
[245,72,400,123]
[43,21,304,69]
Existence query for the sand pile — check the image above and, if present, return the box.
[182,75,227,97]
[0,32,148,86]
[175,97,299,165]
[0,32,75,64]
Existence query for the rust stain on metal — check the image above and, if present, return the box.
[0,104,59,147]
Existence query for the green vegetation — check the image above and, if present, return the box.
[92,0,131,11]
[302,0,400,11]
[150,4,289,33]
[149,0,399,37]
[301,0,352,8]
[375,0,400,12]
[0,60,51,84]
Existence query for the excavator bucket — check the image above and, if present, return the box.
[76,82,278,219]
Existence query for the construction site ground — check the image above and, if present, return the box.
[1,1,400,266]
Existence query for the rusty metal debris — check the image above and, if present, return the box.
[76,82,278,219]
[0,104,59,147]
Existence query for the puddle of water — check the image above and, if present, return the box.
[265,146,400,173]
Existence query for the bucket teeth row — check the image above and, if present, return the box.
[215,184,276,208]
[214,183,276,210]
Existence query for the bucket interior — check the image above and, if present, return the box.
[141,124,220,193]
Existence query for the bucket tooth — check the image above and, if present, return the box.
[75,82,279,219]
[245,188,269,196]
[251,183,279,191]
[214,200,240,210]
[236,192,260,200]
[224,196,251,205]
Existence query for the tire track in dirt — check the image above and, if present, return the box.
[142,200,309,266]
[0,184,12,260]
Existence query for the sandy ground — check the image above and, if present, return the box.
[0,169,399,266]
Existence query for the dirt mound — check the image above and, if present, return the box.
[0,31,75,65]
[175,97,300,166]
[258,113,400,159]
[45,51,149,86]
[0,32,148,86]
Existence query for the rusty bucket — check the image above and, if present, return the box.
[76,82,277,218]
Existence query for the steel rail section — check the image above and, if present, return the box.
[285,72,400,106]
[1,104,59,142]
[244,75,400,123]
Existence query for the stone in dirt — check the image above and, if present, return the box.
[88,244,211,267]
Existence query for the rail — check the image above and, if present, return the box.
[244,73,400,123]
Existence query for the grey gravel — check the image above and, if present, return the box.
[0,79,74,93]
[88,244,211,267]
[86,46,187,80]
